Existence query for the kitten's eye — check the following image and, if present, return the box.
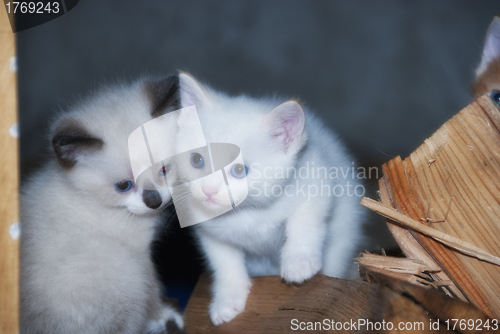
[190,153,205,169]
[230,164,249,178]
[159,163,172,177]
[115,180,133,193]
[490,90,500,105]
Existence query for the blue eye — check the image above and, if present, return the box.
[490,90,500,105]
[190,153,205,169]
[115,180,133,192]
[230,164,248,178]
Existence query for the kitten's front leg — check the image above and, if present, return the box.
[146,276,184,334]
[280,200,328,284]
[147,302,185,334]
[197,232,252,326]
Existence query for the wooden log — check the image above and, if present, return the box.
[360,270,496,334]
[0,10,19,334]
[364,96,500,319]
[184,273,494,333]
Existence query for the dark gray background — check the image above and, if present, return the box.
[16,0,500,305]
[18,1,500,172]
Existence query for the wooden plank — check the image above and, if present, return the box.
[361,271,496,334]
[184,273,484,333]
[0,9,19,334]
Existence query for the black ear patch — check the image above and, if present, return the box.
[52,120,104,169]
[145,75,181,118]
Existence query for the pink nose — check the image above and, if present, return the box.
[202,186,218,198]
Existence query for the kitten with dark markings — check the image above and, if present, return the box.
[175,72,365,325]
[473,15,500,103]
[20,76,184,334]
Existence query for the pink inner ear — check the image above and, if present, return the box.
[270,102,305,150]
[276,114,300,145]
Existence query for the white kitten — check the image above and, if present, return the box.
[20,76,184,334]
[175,72,365,325]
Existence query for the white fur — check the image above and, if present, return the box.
[176,73,365,325]
[20,79,183,334]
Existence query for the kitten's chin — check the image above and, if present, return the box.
[203,198,218,207]
[196,197,227,213]
[125,204,166,216]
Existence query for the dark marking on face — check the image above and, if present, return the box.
[142,189,162,209]
[52,120,104,169]
[145,75,181,118]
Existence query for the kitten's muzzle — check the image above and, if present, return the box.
[142,189,163,209]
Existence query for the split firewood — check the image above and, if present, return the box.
[360,197,500,267]
[356,252,440,287]
[362,96,500,319]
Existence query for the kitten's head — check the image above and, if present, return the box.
[175,72,306,215]
[473,15,500,105]
[51,76,180,216]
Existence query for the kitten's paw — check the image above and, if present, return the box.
[164,310,184,333]
[280,253,322,284]
[166,317,185,334]
[209,282,252,326]
[147,305,184,334]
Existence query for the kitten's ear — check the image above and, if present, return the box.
[264,99,306,154]
[52,120,104,168]
[178,71,211,109]
[476,16,500,76]
[145,75,180,117]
